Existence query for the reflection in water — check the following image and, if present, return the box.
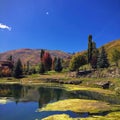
[0,84,120,106]
[0,84,80,120]
[38,87,72,108]
[0,84,75,108]
[71,90,120,104]
[0,84,120,120]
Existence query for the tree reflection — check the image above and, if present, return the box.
[0,84,74,107]
[0,84,23,100]
[38,87,64,108]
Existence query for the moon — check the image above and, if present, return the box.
[46,12,49,15]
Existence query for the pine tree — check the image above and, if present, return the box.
[90,49,98,69]
[52,57,57,70]
[38,63,45,74]
[88,35,93,63]
[40,49,45,61]
[55,58,63,72]
[26,61,30,73]
[97,47,109,68]
[7,55,14,70]
[7,55,13,61]
[92,41,96,49]
[13,59,23,78]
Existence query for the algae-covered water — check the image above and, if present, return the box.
[0,84,119,120]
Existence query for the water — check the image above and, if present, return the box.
[71,90,120,104]
[0,84,119,120]
[0,84,80,120]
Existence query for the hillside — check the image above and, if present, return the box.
[0,39,120,66]
[0,49,71,65]
[76,39,120,62]
[103,39,120,61]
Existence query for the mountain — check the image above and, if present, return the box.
[0,49,71,65]
[0,39,119,66]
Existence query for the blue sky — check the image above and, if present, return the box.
[0,0,120,53]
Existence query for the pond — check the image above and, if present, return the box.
[0,84,119,120]
[0,84,81,120]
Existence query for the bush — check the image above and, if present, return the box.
[69,54,87,71]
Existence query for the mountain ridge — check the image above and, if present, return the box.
[0,39,120,65]
[0,48,71,65]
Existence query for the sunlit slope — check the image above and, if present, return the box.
[103,39,120,62]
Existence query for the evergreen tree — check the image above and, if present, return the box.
[52,57,57,70]
[26,61,30,73]
[38,63,45,74]
[7,55,13,61]
[55,58,63,72]
[90,49,98,69]
[40,49,45,61]
[92,41,96,49]
[13,59,23,78]
[88,35,93,63]
[31,67,37,74]
[7,55,14,71]
[97,47,109,68]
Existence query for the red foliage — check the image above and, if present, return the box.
[1,67,12,77]
[42,52,52,71]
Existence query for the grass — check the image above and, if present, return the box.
[39,99,120,114]
[1,71,120,95]
[39,99,120,120]
[1,71,120,119]
[41,111,120,120]
[63,84,115,95]
[81,111,120,120]
[42,114,73,120]
[0,77,20,84]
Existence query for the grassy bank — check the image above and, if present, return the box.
[42,111,120,120]
[0,71,120,94]
[39,99,118,113]
[1,71,120,120]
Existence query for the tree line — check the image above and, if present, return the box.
[0,50,63,78]
[69,35,120,71]
[1,34,120,78]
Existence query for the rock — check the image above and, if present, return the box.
[67,72,78,77]
[45,78,82,85]
[96,81,111,89]
[101,81,111,89]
